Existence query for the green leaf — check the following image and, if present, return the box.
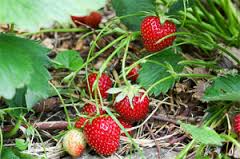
[181,122,225,146]
[15,139,28,151]
[168,0,195,15]
[0,33,51,108]
[0,0,106,32]
[196,156,211,159]
[138,49,184,96]
[54,50,84,71]
[203,75,240,102]
[1,147,35,159]
[112,0,155,31]
[1,148,20,159]
[107,88,123,94]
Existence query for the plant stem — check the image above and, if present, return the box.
[207,0,227,32]
[195,0,225,35]
[185,20,230,41]
[0,128,2,154]
[176,140,195,159]
[84,23,112,99]
[217,44,240,65]
[9,24,15,33]
[22,28,88,36]
[220,0,239,36]
[4,119,21,138]
[90,35,127,67]
[49,82,72,129]
[92,38,128,104]
[204,105,228,126]
[122,36,132,87]
[178,59,217,68]
[192,5,202,22]
[105,108,144,159]
[98,36,128,75]
[144,72,214,98]
[120,42,189,79]
[195,144,205,157]
[220,134,240,149]
[64,35,126,84]
[178,73,215,79]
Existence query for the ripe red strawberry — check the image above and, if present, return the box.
[115,92,149,123]
[84,116,121,155]
[234,114,240,134]
[127,65,141,82]
[75,117,88,129]
[87,73,112,99]
[82,103,106,115]
[108,85,150,123]
[141,16,176,52]
[62,129,86,157]
[118,118,133,136]
[75,103,106,129]
[71,11,102,28]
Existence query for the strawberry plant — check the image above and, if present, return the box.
[1,0,240,158]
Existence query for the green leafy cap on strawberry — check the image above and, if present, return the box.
[107,84,146,108]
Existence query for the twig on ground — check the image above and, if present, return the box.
[2,121,69,132]
[151,114,202,125]
[145,123,161,159]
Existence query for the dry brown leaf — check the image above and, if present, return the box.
[191,80,207,100]
[41,38,54,49]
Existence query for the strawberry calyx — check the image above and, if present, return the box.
[107,85,146,109]
[157,15,179,26]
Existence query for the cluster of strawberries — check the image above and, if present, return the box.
[63,11,177,157]
[64,7,240,159]
[63,66,146,157]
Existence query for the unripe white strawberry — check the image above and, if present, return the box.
[62,129,86,157]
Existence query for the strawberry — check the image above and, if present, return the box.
[81,103,106,115]
[71,11,102,28]
[141,16,176,52]
[75,117,88,129]
[118,118,133,136]
[84,116,121,155]
[62,129,86,157]
[75,103,106,129]
[115,92,149,123]
[234,114,240,134]
[127,65,141,82]
[87,73,112,99]
[108,85,150,123]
